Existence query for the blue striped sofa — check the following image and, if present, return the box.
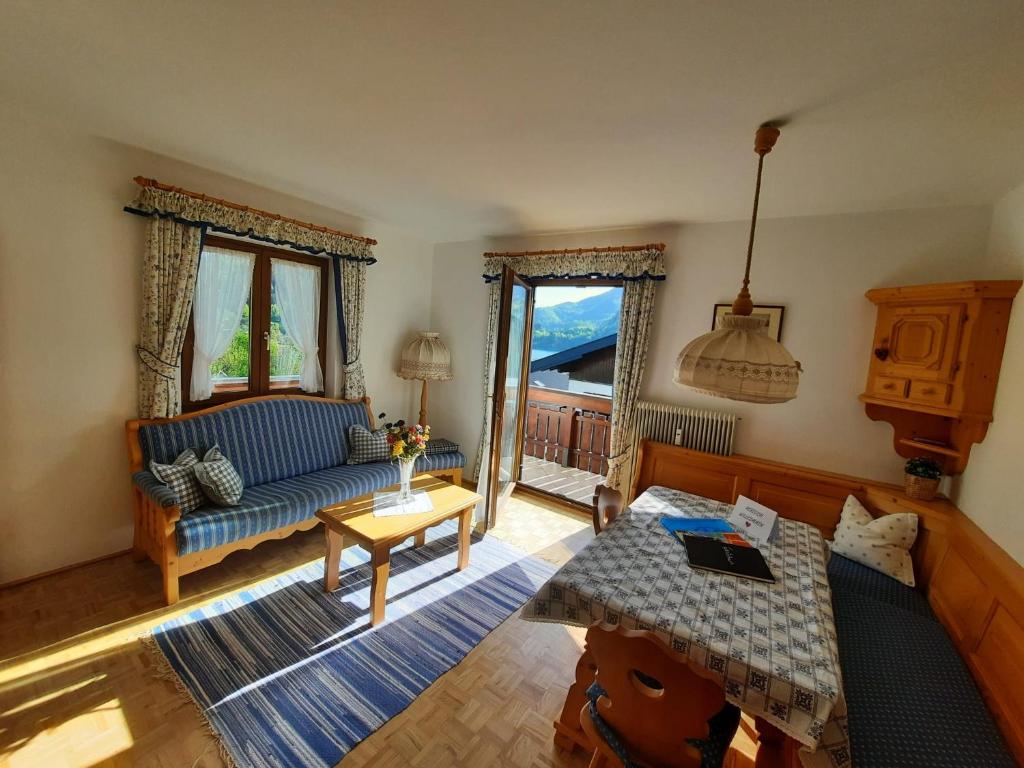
[126,396,466,604]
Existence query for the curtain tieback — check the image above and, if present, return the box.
[136,346,178,380]
[606,453,628,469]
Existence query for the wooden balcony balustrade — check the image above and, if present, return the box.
[522,386,612,476]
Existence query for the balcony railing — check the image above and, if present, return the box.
[522,386,612,476]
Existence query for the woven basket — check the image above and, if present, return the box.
[904,473,940,500]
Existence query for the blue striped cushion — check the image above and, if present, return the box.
[175,452,467,555]
[177,462,400,554]
[418,451,466,472]
[138,399,371,487]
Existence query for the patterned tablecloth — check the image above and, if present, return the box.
[521,486,851,768]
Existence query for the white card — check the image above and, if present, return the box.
[372,491,434,517]
[728,495,778,544]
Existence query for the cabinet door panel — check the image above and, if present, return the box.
[874,304,963,380]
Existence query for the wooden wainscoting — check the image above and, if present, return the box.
[629,439,1024,765]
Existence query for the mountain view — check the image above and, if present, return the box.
[531,288,622,355]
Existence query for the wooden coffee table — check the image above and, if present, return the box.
[316,474,483,626]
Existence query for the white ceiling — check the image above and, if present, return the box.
[3,0,1024,241]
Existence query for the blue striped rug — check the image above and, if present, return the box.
[147,523,555,768]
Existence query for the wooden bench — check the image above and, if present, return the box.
[608,440,1024,767]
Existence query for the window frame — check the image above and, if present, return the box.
[182,235,329,411]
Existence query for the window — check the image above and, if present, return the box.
[182,236,328,410]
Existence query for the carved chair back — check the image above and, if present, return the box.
[580,622,727,768]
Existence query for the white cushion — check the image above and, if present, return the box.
[831,495,918,587]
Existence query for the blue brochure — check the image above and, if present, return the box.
[660,517,735,535]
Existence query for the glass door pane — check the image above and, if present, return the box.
[487,266,533,527]
[519,283,621,505]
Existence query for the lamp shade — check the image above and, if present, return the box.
[673,314,799,404]
[399,332,452,381]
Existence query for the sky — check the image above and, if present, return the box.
[533,285,615,308]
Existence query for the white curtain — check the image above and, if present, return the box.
[273,258,324,392]
[190,246,255,401]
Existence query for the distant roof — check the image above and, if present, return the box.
[530,334,617,372]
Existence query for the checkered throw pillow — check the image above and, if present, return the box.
[425,438,460,455]
[150,448,205,514]
[194,445,244,506]
[347,424,389,464]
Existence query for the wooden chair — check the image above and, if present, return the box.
[592,484,625,534]
[580,622,739,768]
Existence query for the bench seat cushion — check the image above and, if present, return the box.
[176,452,467,555]
[828,555,1015,767]
[827,550,933,619]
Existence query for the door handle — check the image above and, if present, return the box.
[874,347,889,361]
[263,330,271,351]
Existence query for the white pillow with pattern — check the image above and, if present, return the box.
[831,495,918,586]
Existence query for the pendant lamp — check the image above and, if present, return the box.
[674,124,801,404]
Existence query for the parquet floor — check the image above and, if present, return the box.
[0,492,596,768]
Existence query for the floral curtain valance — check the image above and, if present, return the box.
[125,185,376,264]
[482,244,666,283]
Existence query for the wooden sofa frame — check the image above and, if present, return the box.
[560,440,1024,767]
[126,395,462,605]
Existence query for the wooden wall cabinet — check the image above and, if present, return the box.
[860,281,1020,474]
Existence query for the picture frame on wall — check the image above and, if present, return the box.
[712,303,786,342]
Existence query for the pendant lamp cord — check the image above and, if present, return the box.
[732,125,779,316]
[742,150,767,293]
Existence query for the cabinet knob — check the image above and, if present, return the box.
[882,382,895,390]
[921,387,936,395]
[874,347,889,361]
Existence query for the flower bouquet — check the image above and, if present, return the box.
[383,418,430,502]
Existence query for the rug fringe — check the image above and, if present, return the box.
[140,633,241,768]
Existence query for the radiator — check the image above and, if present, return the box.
[632,400,737,457]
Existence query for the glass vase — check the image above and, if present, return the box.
[397,457,417,503]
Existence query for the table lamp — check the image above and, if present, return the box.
[398,332,452,426]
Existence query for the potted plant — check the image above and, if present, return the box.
[904,456,942,500]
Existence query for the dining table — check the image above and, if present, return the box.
[520,485,851,768]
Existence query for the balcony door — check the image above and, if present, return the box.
[486,266,534,528]
[519,281,621,506]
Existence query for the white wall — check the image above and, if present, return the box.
[429,208,994,487]
[954,180,1024,564]
[0,105,434,583]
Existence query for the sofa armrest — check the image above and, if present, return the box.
[133,470,181,509]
